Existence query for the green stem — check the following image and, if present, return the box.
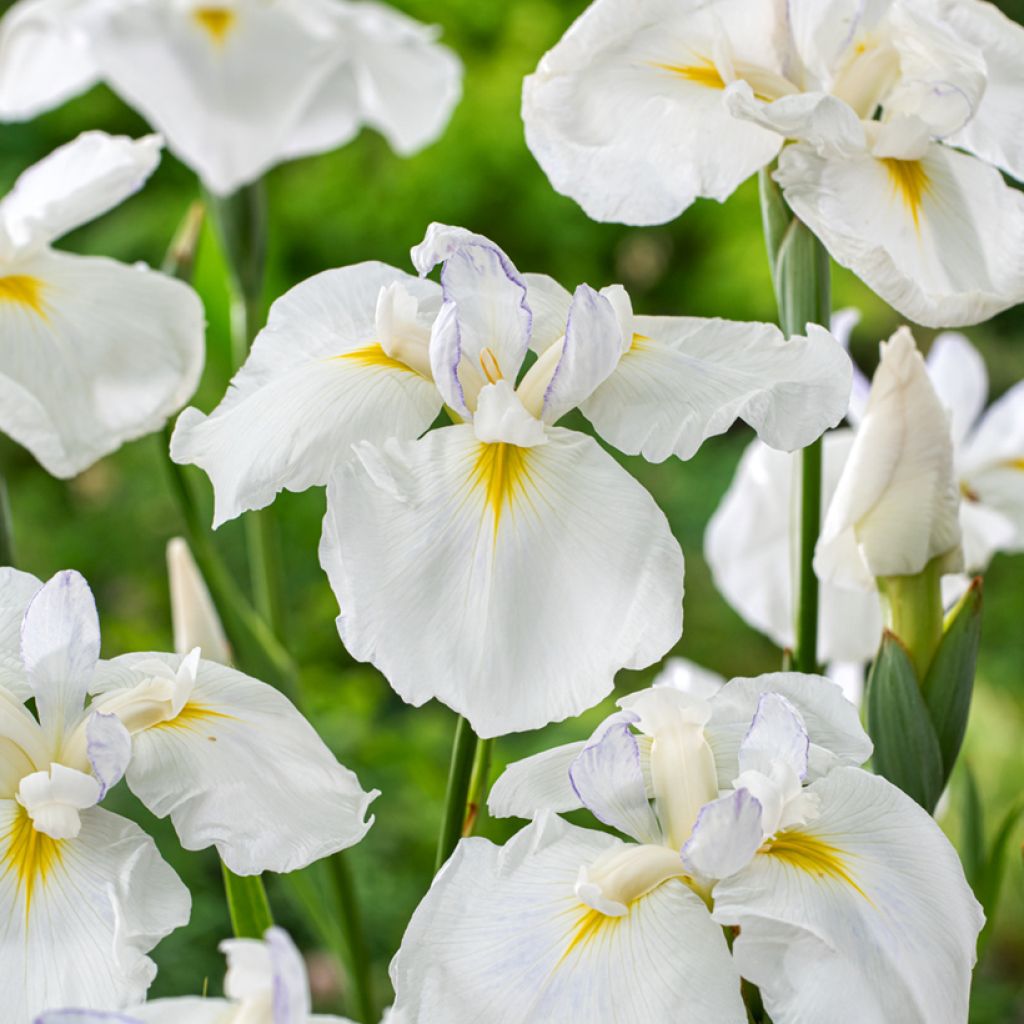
[435,715,479,873]
[462,737,494,838]
[221,862,274,939]
[328,852,377,1024]
[879,556,944,679]
[759,168,831,674]
[0,474,15,568]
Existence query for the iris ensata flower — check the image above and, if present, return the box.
[0,131,204,478]
[1,568,375,1018]
[38,926,355,1023]
[523,0,1024,326]
[392,667,982,1023]
[0,0,462,196]
[314,225,849,736]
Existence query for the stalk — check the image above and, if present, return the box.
[759,168,831,674]
[435,715,479,872]
[328,852,377,1024]
[221,862,274,939]
[462,737,494,837]
[0,474,15,568]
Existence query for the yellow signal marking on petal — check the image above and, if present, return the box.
[558,906,625,966]
[1004,458,1024,471]
[193,6,236,45]
[0,275,47,318]
[763,831,870,901]
[882,158,929,231]
[479,347,503,385]
[1,807,63,922]
[340,343,415,375]
[469,442,535,539]
[629,333,651,353]
[152,702,236,734]
[652,59,726,91]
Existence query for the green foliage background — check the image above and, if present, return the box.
[0,0,1021,1019]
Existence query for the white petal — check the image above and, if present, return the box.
[86,711,132,799]
[0,249,204,479]
[86,3,341,196]
[712,767,984,1024]
[472,381,547,447]
[815,329,963,586]
[707,672,872,784]
[582,318,850,462]
[785,0,890,86]
[104,653,376,875]
[652,656,725,700]
[37,1012,145,1024]
[939,0,1024,180]
[343,2,462,156]
[958,497,1016,572]
[167,538,231,665]
[17,763,101,839]
[390,814,747,1023]
[487,741,587,819]
[221,926,311,1018]
[321,426,683,737]
[522,273,572,354]
[132,1002,229,1024]
[0,565,42,700]
[925,332,988,446]
[777,141,1024,328]
[171,262,440,526]
[0,801,190,1020]
[0,132,160,256]
[738,693,809,780]
[569,712,661,844]
[21,570,98,739]
[410,223,514,277]
[522,0,783,224]
[0,0,97,121]
[681,788,764,880]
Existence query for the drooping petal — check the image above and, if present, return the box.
[0,0,98,121]
[681,788,764,880]
[712,767,984,1024]
[925,332,988,446]
[522,0,784,224]
[815,329,963,587]
[704,435,883,663]
[0,566,42,700]
[170,262,441,526]
[321,425,683,737]
[37,1012,144,1024]
[390,814,747,1023]
[582,318,850,462]
[568,712,661,844]
[0,802,190,1021]
[0,132,160,257]
[21,570,98,740]
[85,2,342,196]
[777,140,1024,327]
[707,672,872,784]
[0,248,204,479]
[487,741,588,819]
[98,653,377,875]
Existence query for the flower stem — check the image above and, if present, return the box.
[0,474,15,568]
[879,556,944,679]
[462,737,494,838]
[328,852,377,1024]
[759,168,831,674]
[221,862,274,939]
[435,715,479,873]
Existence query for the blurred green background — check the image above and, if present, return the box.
[1,0,1022,1020]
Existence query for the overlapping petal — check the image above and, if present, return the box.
[321,425,683,737]
[390,814,747,1023]
[171,262,441,526]
[0,566,42,699]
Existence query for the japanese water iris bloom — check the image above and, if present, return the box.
[523,0,1024,327]
[318,225,851,737]
[0,130,204,478]
[1,569,376,1017]
[392,670,983,1023]
[0,0,462,197]
[37,926,354,1023]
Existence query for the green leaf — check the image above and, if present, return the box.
[866,632,944,811]
[221,862,273,939]
[959,764,986,889]
[923,578,982,785]
[977,799,1024,958]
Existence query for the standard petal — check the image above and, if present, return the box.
[925,332,988,446]
[0,566,42,700]
[0,249,204,479]
[321,425,683,737]
[171,262,441,525]
[521,273,572,354]
[0,0,97,121]
[681,789,764,880]
[707,672,872,784]
[777,140,1024,328]
[21,570,99,739]
[0,802,190,1020]
[712,767,984,1024]
[652,657,726,700]
[582,318,850,462]
[522,0,784,224]
[390,814,747,1023]
[738,693,810,780]
[704,435,884,663]
[0,132,161,257]
[86,3,341,195]
[103,653,376,875]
